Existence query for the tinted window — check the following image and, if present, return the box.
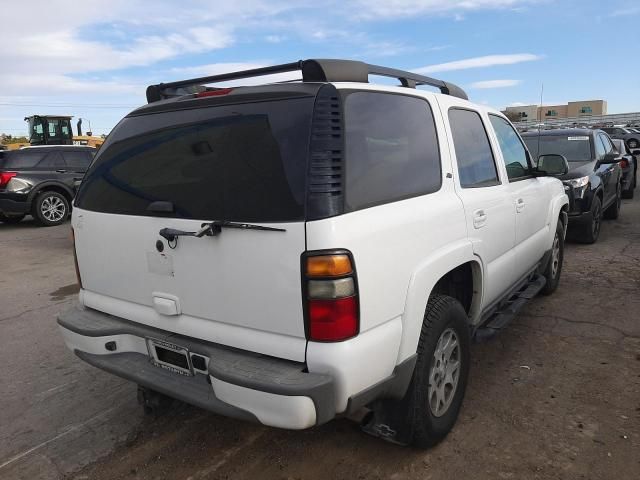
[523,135,593,163]
[489,115,530,180]
[37,152,65,168]
[343,92,441,210]
[76,98,313,221]
[0,150,49,168]
[63,151,93,169]
[449,109,499,187]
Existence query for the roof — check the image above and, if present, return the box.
[521,128,598,137]
[19,145,96,150]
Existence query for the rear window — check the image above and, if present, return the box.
[76,98,314,221]
[0,150,49,168]
[523,135,593,162]
[343,92,441,211]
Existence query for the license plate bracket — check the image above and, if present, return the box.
[147,338,193,376]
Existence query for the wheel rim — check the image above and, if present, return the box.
[551,231,560,279]
[617,184,621,209]
[428,328,461,417]
[592,203,601,236]
[41,196,66,222]
[629,140,638,149]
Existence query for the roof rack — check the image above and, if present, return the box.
[145,59,468,103]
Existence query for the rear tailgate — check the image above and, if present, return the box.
[73,94,316,361]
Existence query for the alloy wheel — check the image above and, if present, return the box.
[40,195,66,223]
[428,328,461,417]
[551,232,560,279]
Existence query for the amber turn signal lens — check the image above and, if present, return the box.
[306,254,352,277]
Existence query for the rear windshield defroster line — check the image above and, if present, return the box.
[75,97,315,222]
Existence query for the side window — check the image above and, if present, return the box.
[599,134,614,154]
[63,151,93,169]
[594,136,607,159]
[343,92,441,211]
[36,152,65,169]
[489,115,531,180]
[448,108,499,188]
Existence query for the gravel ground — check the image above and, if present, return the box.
[0,196,638,480]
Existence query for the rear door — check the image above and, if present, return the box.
[597,133,618,206]
[73,97,315,361]
[440,101,517,307]
[60,149,94,192]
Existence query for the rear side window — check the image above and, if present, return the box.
[343,92,441,211]
[449,109,499,188]
[0,151,49,168]
[76,98,314,222]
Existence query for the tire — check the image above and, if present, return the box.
[603,182,621,220]
[402,294,470,448]
[32,191,69,226]
[627,138,639,149]
[0,213,26,224]
[622,174,635,199]
[579,195,602,244]
[541,219,564,295]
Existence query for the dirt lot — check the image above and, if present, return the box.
[1,198,639,480]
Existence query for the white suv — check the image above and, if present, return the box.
[58,59,569,447]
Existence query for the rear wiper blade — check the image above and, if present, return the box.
[159,221,285,242]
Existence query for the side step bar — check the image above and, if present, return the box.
[474,274,546,342]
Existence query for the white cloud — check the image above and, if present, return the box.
[470,79,521,89]
[609,5,640,16]
[352,0,539,18]
[413,53,542,74]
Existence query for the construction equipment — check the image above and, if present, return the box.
[3,115,105,150]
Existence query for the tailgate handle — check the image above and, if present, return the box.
[152,293,181,316]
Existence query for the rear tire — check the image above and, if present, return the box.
[627,138,639,149]
[622,174,635,199]
[541,219,564,295]
[0,213,25,224]
[603,183,621,220]
[32,191,69,227]
[403,294,470,448]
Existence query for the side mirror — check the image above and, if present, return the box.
[600,152,619,164]
[537,154,569,176]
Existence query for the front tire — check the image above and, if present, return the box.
[627,138,639,149]
[579,195,602,244]
[32,191,69,227]
[541,219,564,295]
[403,294,470,448]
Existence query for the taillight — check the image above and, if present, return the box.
[303,251,359,342]
[620,159,629,168]
[0,172,17,188]
[71,228,83,289]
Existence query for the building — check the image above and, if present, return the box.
[503,99,607,122]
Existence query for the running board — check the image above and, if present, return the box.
[474,274,546,342]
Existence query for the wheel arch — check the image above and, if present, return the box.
[396,240,481,364]
[27,181,74,205]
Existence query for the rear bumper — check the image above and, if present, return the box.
[0,196,30,215]
[58,305,334,429]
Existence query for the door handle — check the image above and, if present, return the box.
[473,209,487,229]
[516,198,525,213]
[56,169,67,173]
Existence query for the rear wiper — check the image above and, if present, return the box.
[159,221,286,242]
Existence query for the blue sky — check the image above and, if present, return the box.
[1,0,638,137]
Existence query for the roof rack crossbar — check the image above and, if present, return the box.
[145,59,468,103]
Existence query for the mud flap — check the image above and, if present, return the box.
[361,398,415,446]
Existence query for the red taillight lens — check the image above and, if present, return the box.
[620,159,629,168]
[304,251,359,342]
[196,88,234,98]
[0,172,17,188]
[309,297,358,341]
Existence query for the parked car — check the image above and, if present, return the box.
[522,129,623,244]
[600,126,640,149]
[610,138,637,198]
[58,59,569,447]
[0,145,95,226]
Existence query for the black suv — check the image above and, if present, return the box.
[522,129,623,244]
[600,127,640,150]
[0,146,95,226]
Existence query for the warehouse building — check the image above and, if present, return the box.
[503,99,607,122]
